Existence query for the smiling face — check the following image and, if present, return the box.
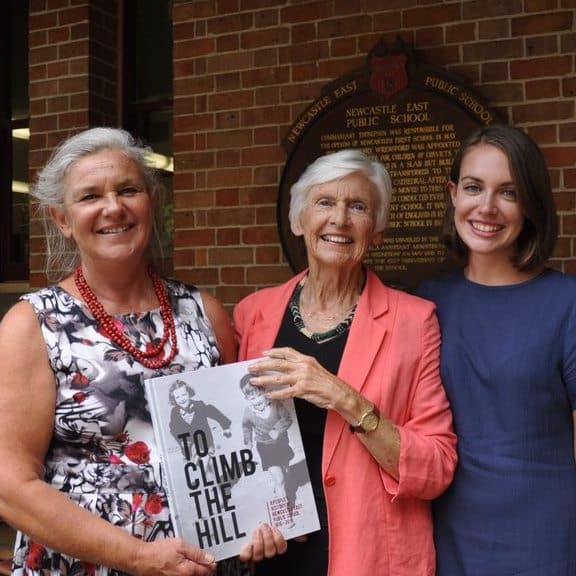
[50,148,153,268]
[172,386,191,408]
[450,143,525,265]
[291,172,380,272]
[242,383,271,412]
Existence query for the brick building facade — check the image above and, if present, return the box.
[27,0,576,307]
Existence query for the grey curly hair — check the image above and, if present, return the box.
[32,127,165,282]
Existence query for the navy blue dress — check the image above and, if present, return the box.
[419,269,576,576]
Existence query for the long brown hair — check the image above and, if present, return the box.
[441,124,557,271]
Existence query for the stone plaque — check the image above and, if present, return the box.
[278,39,501,292]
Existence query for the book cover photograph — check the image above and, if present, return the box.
[144,360,320,561]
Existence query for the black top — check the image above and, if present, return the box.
[256,301,350,576]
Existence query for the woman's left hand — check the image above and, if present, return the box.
[247,347,348,410]
[249,348,402,480]
[238,523,287,563]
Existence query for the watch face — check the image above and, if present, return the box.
[361,411,379,432]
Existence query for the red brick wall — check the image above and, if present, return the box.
[171,0,576,306]
[28,0,119,286]
[27,0,576,303]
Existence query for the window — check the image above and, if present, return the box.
[0,1,29,283]
[122,0,174,274]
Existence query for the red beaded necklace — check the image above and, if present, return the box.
[74,266,179,369]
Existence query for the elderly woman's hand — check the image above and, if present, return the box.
[247,347,350,411]
[238,523,287,563]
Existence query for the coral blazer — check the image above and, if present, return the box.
[234,269,457,576]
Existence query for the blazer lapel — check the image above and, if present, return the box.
[253,272,306,352]
[323,271,390,470]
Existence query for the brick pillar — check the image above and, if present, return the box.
[28,0,119,286]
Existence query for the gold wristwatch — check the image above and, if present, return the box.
[349,403,380,434]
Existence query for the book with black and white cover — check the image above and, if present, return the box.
[144,359,320,561]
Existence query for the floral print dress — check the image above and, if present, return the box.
[12,280,248,576]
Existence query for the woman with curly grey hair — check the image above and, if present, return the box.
[33,127,165,281]
[0,127,284,576]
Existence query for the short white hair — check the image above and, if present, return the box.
[289,149,393,233]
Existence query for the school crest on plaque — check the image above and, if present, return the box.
[370,54,408,99]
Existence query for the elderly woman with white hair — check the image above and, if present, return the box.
[234,149,458,576]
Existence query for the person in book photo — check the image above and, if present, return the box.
[417,123,576,575]
[0,127,285,576]
[239,374,296,523]
[234,148,458,576]
[168,379,233,459]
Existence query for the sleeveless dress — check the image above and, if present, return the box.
[418,269,576,576]
[12,280,248,576]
